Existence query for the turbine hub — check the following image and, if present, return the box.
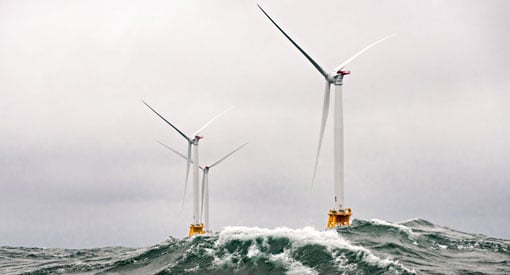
[195,135,203,140]
[337,70,351,76]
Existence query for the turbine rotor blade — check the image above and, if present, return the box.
[193,106,234,137]
[257,4,329,79]
[311,81,331,187]
[333,34,396,73]
[185,142,192,188]
[158,141,188,160]
[142,100,190,141]
[208,142,248,169]
[180,142,192,212]
[158,141,204,170]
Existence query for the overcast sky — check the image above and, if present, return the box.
[1,0,509,248]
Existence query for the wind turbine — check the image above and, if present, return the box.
[158,141,248,232]
[258,4,394,228]
[199,143,247,232]
[142,100,232,236]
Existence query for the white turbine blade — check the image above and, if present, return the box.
[180,142,192,212]
[157,141,188,160]
[157,141,204,170]
[333,34,396,73]
[200,171,206,223]
[193,106,234,136]
[208,143,248,169]
[257,4,329,79]
[311,81,331,187]
[142,100,190,141]
[184,142,192,190]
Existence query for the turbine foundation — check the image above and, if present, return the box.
[326,208,352,229]
[188,224,205,237]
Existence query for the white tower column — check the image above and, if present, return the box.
[204,171,210,231]
[333,83,344,211]
[192,142,200,225]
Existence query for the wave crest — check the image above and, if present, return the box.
[2,219,509,274]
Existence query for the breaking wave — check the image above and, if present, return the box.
[1,219,509,274]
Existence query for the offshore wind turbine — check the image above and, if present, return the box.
[158,141,248,232]
[199,143,247,232]
[142,100,232,236]
[258,4,394,228]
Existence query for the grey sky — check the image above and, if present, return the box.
[1,0,509,248]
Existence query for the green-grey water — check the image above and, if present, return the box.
[1,219,509,274]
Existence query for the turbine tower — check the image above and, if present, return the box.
[142,100,232,236]
[158,142,248,232]
[258,5,394,228]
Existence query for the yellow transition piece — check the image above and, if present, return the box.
[188,224,205,237]
[326,208,352,229]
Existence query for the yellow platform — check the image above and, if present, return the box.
[326,208,352,229]
[188,224,205,237]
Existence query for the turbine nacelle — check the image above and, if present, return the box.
[327,70,351,85]
[191,135,204,145]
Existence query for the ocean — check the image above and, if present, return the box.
[1,219,508,274]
